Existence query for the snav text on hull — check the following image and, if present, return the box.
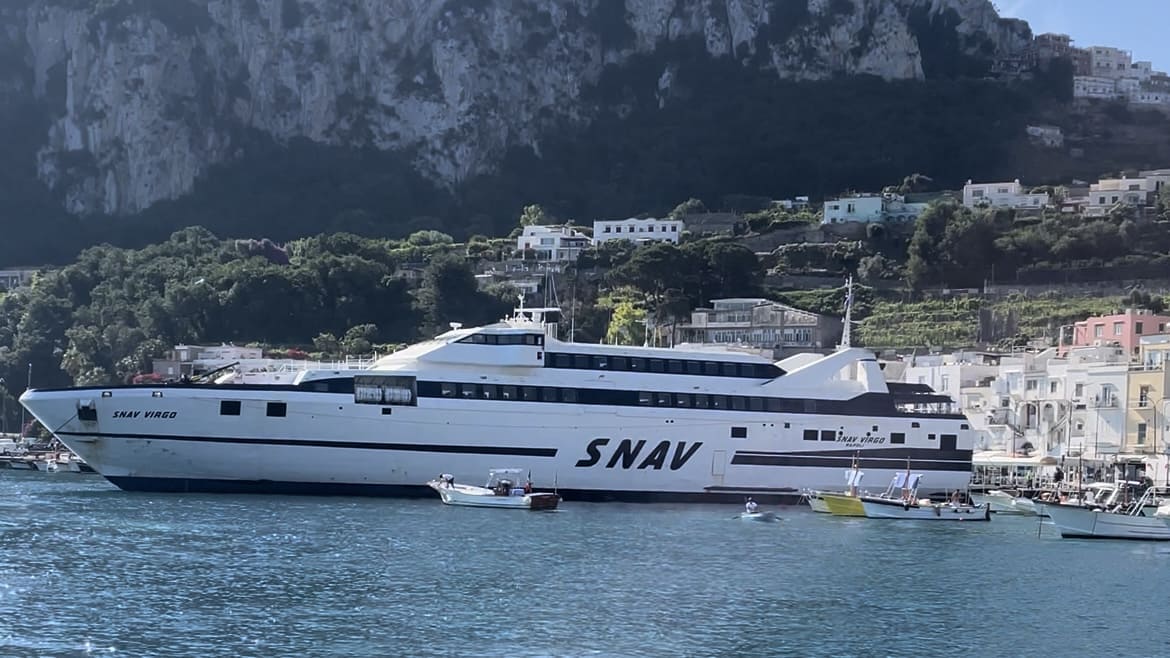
[20,299,976,502]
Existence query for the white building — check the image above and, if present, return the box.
[902,346,1130,461]
[1088,46,1132,78]
[1074,75,1122,99]
[821,193,927,224]
[673,298,840,356]
[1086,174,1169,213]
[592,217,683,244]
[0,268,38,290]
[961,180,1050,209]
[1026,125,1064,148]
[516,225,592,262]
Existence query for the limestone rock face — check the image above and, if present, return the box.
[2,0,1030,215]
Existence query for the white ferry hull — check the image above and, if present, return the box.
[21,386,974,503]
[1045,504,1170,540]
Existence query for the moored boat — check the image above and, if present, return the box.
[807,455,864,515]
[1046,486,1170,540]
[970,490,1037,516]
[857,469,989,521]
[426,469,561,510]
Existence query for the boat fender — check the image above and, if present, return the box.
[934,505,941,517]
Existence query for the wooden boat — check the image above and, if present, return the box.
[809,455,865,516]
[426,469,561,510]
[857,468,989,522]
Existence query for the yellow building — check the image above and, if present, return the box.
[1126,336,1170,454]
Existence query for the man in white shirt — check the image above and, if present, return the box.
[745,497,759,514]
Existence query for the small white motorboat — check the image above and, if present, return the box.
[971,490,1037,516]
[426,469,561,510]
[735,511,779,523]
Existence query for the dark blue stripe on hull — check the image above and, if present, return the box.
[1058,533,1170,541]
[58,432,557,457]
[731,455,971,472]
[102,476,807,505]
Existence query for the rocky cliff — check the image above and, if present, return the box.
[1,0,1030,217]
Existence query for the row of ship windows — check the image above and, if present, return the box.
[543,352,783,379]
[426,381,802,411]
[457,334,545,346]
[802,429,908,444]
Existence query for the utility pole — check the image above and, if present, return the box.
[21,363,30,438]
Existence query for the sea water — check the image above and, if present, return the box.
[1,471,1169,657]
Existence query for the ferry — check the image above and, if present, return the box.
[19,305,975,503]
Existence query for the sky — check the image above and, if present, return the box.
[997,0,1170,69]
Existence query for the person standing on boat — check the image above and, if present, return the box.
[524,479,533,495]
[745,497,759,514]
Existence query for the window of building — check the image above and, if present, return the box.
[1138,423,1148,444]
[604,226,611,233]
[1094,324,1104,338]
[266,402,286,417]
[1140,385,1151,407]
[1114,322,1124,336]
[1026,379,1038,391]
[1074,383,1084,398]
[220,400,241,416]
[1049,381,1057,394]
[1136,322,1144,335]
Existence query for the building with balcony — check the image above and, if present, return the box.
[672,298,840,358]
[516,225,592,263]
[1067,309,1170,357]
[592,217,683,245]
[961,179,1050,209]
[821,193,927,224]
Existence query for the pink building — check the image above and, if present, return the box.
[1066,309,1170,357]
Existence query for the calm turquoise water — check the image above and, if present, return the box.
[2,471,1169,657]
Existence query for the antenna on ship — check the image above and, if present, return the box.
[838,275,854,350]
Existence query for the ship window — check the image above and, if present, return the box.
[740,364,756,378]
[694,394,709,408]
[525,335,539,345]
[940,434,957,451]
[542,388,558,402]
[749,397,764,412]
[656,392,672,406]
[731,397,746,411]
[722,363,737,377]
[638,391,652,406]
[767,398,785,412]
[928,433,936,440]
[220,400,241,416]
[804,429,818,441]
[381,408,392,415]
[731,426,748,439]
[820,430,835,441]
[675,393,691,407]
[686,361,702,375]
[784,423,790,429]
[561,388,578,403]
[592,356,608,369]
[668,360,684,374]
[553,353,571,368]
[650,359,665,373]
[440,383,456,397]
[960,424,969,430]
[702,362,717,376]
[522,387,540,401]
[911,422,920,428]
[574,354,590,369]
[266,402,287,417]
[804,400,817,413]
[480,384,497,399]
[872,425,878,432]
[711,396,727,409]
[500,386,517,400]
[460,384,476,398]
[891,432,906,444]
[612,356,628,371]
[630,358,645,371]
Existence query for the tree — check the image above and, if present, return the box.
[341,324,379,355]
[604,299,646,346]
[897,173,933,194]
[669,197,707,220]
[313,332,340,355]
[906,202,996,289]
[519,204,548,226]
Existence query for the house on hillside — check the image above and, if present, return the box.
[592,217,683,244]
[673,298,841,358]
[516,225,591,262]
[821,193,927,224]
[962,180,1050,209]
